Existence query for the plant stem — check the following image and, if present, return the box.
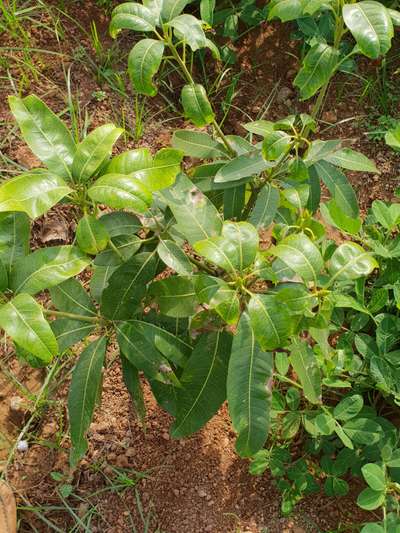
[188,255,215,275]
[44,309,102,324]
[109,239,124,260]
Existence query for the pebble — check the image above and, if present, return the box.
[197,489,207,498]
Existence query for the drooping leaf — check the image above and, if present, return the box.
[181,84,215,127]
[271,233,323,283]
[171,331,232,437]
[72,124,123,182]
[194,221,259,273]
[290,341,321,404]
[160,174,222,244]
[76,215,110,255]
[110,2,156,37]
[10,246,90,295]
[68,337,107,467]
[223,185,245,219]
[128,39,164,96]
[88,173,152,212]
[101,251,157,320]
[343,1,394,59]
[8,95,76,179]
[248,294,293,351]
[167,14,207,51]
[294,43,340,100]
[0,293,58,363]
[120,354,146,425]
[227,313,273,457]
[0,171,72,219]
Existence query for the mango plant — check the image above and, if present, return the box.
[268,0,400,115]
[2,93,400,528]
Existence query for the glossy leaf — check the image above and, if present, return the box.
[10,246,90,295]
[110,3,155,37]
[268,0,305,21]
[161,0,189,21]
[171,331,231,438]
[72,124,123,182]
[181,84,215,127]
[172,130,228,158]
[357,488,385,511]
[262,131,292,161]
[0,293,58,363]
[0,171,72,219]
[128,39,164,96]
[361,464,386,491]
[271,233,323,283]
[329,242,378,282]
[49,278,96,317]
[227,313,273,457]
[88,173,152,212]
[120,355,146,424]
[333,394,363,421]
[215,151,274,183]
[150,276,197,317]
[343,1,394,59]
[101,251,157,319]
[294,43,339,100]
[324,148,378,173]
[248,294,293,351]
[9,95,75,179]
[76,215,109,255]
[99,211,141,237]
[132,148,183,192]
[106,148,152,174]
[195,274,240,325]
[167,14,207,51]
[51,319,94,353]
[68,337,107,467]
[0,212,30,271]
[194,221,258,273]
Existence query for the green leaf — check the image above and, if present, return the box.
[243,120,274,137]
[361,524,384,533]
[386,449,400,467]
[334,394,364,421]
[157,240,193,275]
[329,242,378,282]
[99,211,141,237]
[0,293,58,363]
[315,413,335,435]
[128,38,164,96]
[223,185,245,219]
[72,124,123,182]
[294,43,339,100]
[324,148,378,173]
[227,313,273,457]
[372,200,400,230]
[312,161,359,217]
[194,274,240,325]
[248,294,293,351]
[324,477,349,497]
[385,123,400,150]
[51,319,94,353]
[150,276,197,317]
[8,94,76,179]
[117,322,177,383]
[200,0,215,24]
[0,212,30,272]
[94,234,142,266]
[194,221,258,273]
[343,418,382,445]
[0,171,72,219]
[10,245,90,295]
[320,200,362,235]
[167,14,207,51]
[76,215,109,255]
[181,84,215,127]
[172,130,228,158]
[161,0,189,21]
[271,233,323,283]
[101,251,157,320]
[68,337,107,467]
[132,148,183,192]
[160,174,222,244]
[262,131,292,161]
[361,464,386,491]
[49,278,96,316]
[110,3,156,37]
[106,148,152,174]
[171,331,232,438]
[120,355,146,425]
[214,151,274,183]
[282,412,301,440]
[343,1,394,59]
[357,487,385,511]
[290,341,321,404]
[268,0,305,21]
[90,264,118,303]
[88,173,152,212]
[249,183,280,229]
[305,139,342,166]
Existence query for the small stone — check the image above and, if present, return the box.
[125,448,135,457]
[9,396,24,412]
[173,489,180,497]
[162,432,170,441]
[277,86,292,103]
[322,110,337,123]
[17,440,28,452]
[197,490,207,498]
[42,422,57,438]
